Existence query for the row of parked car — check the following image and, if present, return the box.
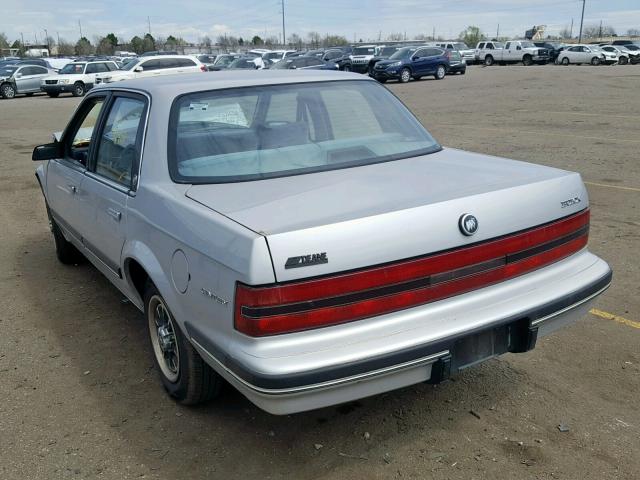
[475,39,640,66]
[3,38,638,99]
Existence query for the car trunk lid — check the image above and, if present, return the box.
[186,147,587,282]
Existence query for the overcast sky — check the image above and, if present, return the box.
[3,0,639,45]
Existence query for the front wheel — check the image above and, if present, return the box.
[145,283,222,405]
[399,68,411,83]
[434,64,446,80]
[341,65,351,72]
[522,55,533,66]
[620,57,628,65]
[561,57,570,65]
[1,83,16,99]
[591,56,601,66]
[72,82,85,97]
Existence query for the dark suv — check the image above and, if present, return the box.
[322,48,353,71]
[533,42,564,62]
[371,46,450,83]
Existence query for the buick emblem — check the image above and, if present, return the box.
[459,214,479,236]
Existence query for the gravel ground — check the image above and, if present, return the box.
[0,65,638,480]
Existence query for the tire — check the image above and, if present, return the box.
[434,64,446,80]
[1,83,16,99]
[47,207,85,265]
[620,57,628,65]
[591,56,601,66]
[484,55,494,66]
[72,82,85,97]
[561,57,570,65]
[47,92,59,98]
[144,282,221,405]
[460,67,466,75]
[399,68,411,83]
[342,64,351,72]
[522,55,533,66]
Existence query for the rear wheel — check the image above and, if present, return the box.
[561,57,570,65]
[484,55,494,66]
[72,82,85,97]
[434,64,446,80]
[591,56,601,66]
[145,283,221,405]
[399,68,411,83]
[1,83,16,99]
[522,55,533,66]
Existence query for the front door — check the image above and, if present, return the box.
[46,96,107,244]
[81,93,148,276]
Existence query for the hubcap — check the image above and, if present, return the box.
[401,70,410,82]
[437,67,445,78]
[76,86,83,95]
[4,86,14,98]
[148,295,180,382]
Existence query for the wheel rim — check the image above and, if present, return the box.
[148,295,180,383]
[401,69,410,82]
[485,57,493,65]
[437,66,445,78]
[4,86,15,98]
[562,58,569,65]
[75,85,83,95]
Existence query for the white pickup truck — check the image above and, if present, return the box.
[475,40,549,66]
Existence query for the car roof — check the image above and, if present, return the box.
[93,70,371,97]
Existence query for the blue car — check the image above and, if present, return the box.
[371,46,450,83]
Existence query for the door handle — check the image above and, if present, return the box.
[107,208,122,222]
[69,184,77,194]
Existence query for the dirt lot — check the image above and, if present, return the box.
[0,65,638,480]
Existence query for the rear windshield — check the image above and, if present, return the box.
[169,80,440,183]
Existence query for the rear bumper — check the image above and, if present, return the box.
[189,250,611,414]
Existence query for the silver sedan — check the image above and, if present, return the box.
[32,71,612,414]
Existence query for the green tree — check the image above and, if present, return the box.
[459,26,485,47]
[96,36,116,55]
[105,33,118,47]
[75,37,94,56]
[130,35,144,54]
[0,32,9,50]
[238,37,244,46]
[251,35,263,46]
[142,33,155,52]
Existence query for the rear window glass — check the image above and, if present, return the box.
[169,80,440,183]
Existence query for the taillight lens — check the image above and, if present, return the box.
[200,65,207,72]
[235,209,590,337]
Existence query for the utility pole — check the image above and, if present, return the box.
[598,19,603,40]
[432,26,435,40]
[496,24,500,39]
[20,32,25,52]
[147,16,151,35]
[281,0,286,47]
[578,0,586,43]
[56,31,60,47]
[570,18,574,38]
[78,20,83,39]
[44,28,49,52]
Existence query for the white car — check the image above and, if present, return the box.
[262,50,296,65]
[40,60,119,97]
[600,45,635,64]
[558,45,606,65]
[95,55,206,84]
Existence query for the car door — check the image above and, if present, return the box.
[84,63,102,85]
[411,48,429,75]
[14,66,35,92]
[46,96,107,246]
[29,66,50,91]
[81,93,148,276]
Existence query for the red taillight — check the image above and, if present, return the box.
[235,210,590,337]
[200,65,207,72]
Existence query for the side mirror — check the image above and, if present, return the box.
[412,56,420,61]
[32,142,63,161]
[134,66,143,72]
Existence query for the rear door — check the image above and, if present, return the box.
[82,92,148,276]
[46,95,107,244]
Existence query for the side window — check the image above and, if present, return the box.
[177,58,196,67]
[486,43,493,49]
[141,59,161,71]
[18,67,33,76]
[94,97,146,187]
[67,98,105,165]
[85,63,99,74]
[106,62,118,71]
[161,59,179,69]
[505,42,511,49]
[478,43,485,49]
[33,66,48,75]
[414,49,427,58]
